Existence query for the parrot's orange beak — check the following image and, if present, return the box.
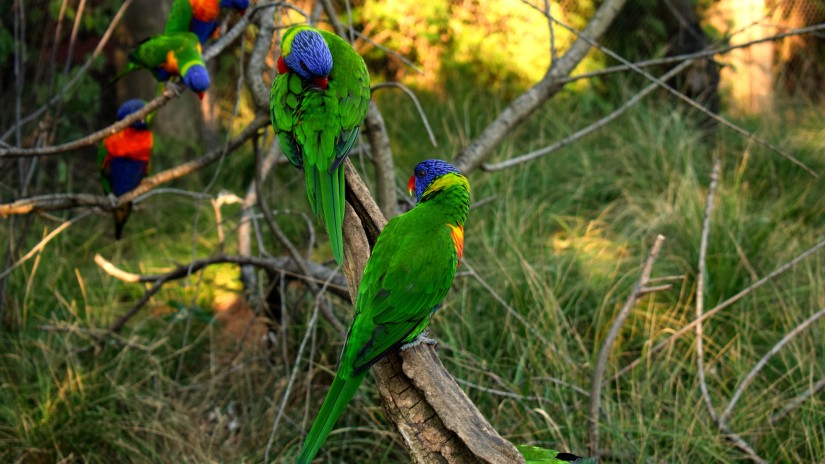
[197,92,205,100]
[407,176,416,196]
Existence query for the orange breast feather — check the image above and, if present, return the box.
[103,128,153,162]
[447,224,464,267]
[190,0,220,22]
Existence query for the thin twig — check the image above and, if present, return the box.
[695,157,719,422]
[613,236,825,380]
[0,0,134,143]
[371,82,437,147]
[770,377,825,425]
[588,234,666,456]
[0,116,270,216]
[721,306,825,424]
[483,60,693,171]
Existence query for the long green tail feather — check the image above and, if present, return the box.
[296,371,367,464]
[316,165,345,265]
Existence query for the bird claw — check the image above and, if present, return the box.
[400,331,437,351]
[107,193,118,208]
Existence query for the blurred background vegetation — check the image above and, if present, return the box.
[0,0,823,462]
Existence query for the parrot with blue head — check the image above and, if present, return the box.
[295,159,470,463]
[270,24,370,265]
[165,0,249,44]
[114,32,210,99]
[98,99,153,239]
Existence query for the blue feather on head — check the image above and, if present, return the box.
[220,0,249,10]
[285,29,333,87]
[408,159,461,202]
[116,99,148,130]
[183,65,211,97]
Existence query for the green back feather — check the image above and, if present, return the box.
[129,32,203,75]
[516,445,597,464]
[164,0,193,35]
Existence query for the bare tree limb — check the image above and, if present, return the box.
[0,115,270,216]
[371,82,438,148]
[613,236,825,380]
[588,234,666,456]
[363,102,398,218]
[770,377,825,425]
[452,0,628,173]
[721,306,825,424]
[0,84,181,158]
[1,0,135,143]
[483,60,693,171]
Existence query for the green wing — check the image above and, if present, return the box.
[271,71,305,168]
[516,445,597,464]
[319,29,370,170]
[129,32,201,71]
[341,213,457,376]
[98,143,111,194]
[164,0,192,34]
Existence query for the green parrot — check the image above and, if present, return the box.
[516,445,597,464]
[295,159,470,463]
[114,32,210,98]
[269,24,370,265]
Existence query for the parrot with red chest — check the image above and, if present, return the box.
[165,0,249,44]
[98,99,153,240]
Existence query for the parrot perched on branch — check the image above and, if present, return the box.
[295,159,470,463]
[270,24,370,265]
[164,0,249,44]
[114,32,210,99]
[98,99,153,240]
[516,444,597,464]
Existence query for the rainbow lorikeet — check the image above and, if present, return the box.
[164,0,249,44]
[269,24,370,265]
[117,32,210,99]
[295,160,470,463]
[516,445,597,464]
[98,99,153,240]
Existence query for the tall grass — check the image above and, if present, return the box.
[1,82,823,462]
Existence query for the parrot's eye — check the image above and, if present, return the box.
[300,60,311,74]
[416,169,426,178]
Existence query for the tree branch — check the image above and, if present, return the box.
[452,0,628,173]
[0,115,270,216]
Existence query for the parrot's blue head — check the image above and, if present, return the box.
[220,0,249,12]
[183,65,211,99]
[116,99,148,129]
[408,159,463,203]
[282,27,333,90]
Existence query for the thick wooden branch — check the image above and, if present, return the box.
[341,162,523,464]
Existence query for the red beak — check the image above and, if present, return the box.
[313,77,329,90]
[197,92,205,100]
[408,176,416,196]
[277,56,288,75]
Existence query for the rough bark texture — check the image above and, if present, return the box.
[341,160,524,464]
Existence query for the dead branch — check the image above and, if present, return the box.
[483,60,693,172]
[721,306,825,424]
[588,234,667,456]
[694,158,766,464]
[0,115,269,216]
[363,102,398,218]
[0,0,134,143]
[371,82,438,148]
[0,83,181,159]
[770,377,825,425]
[452,0,628,173]
[613,236,825,380]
